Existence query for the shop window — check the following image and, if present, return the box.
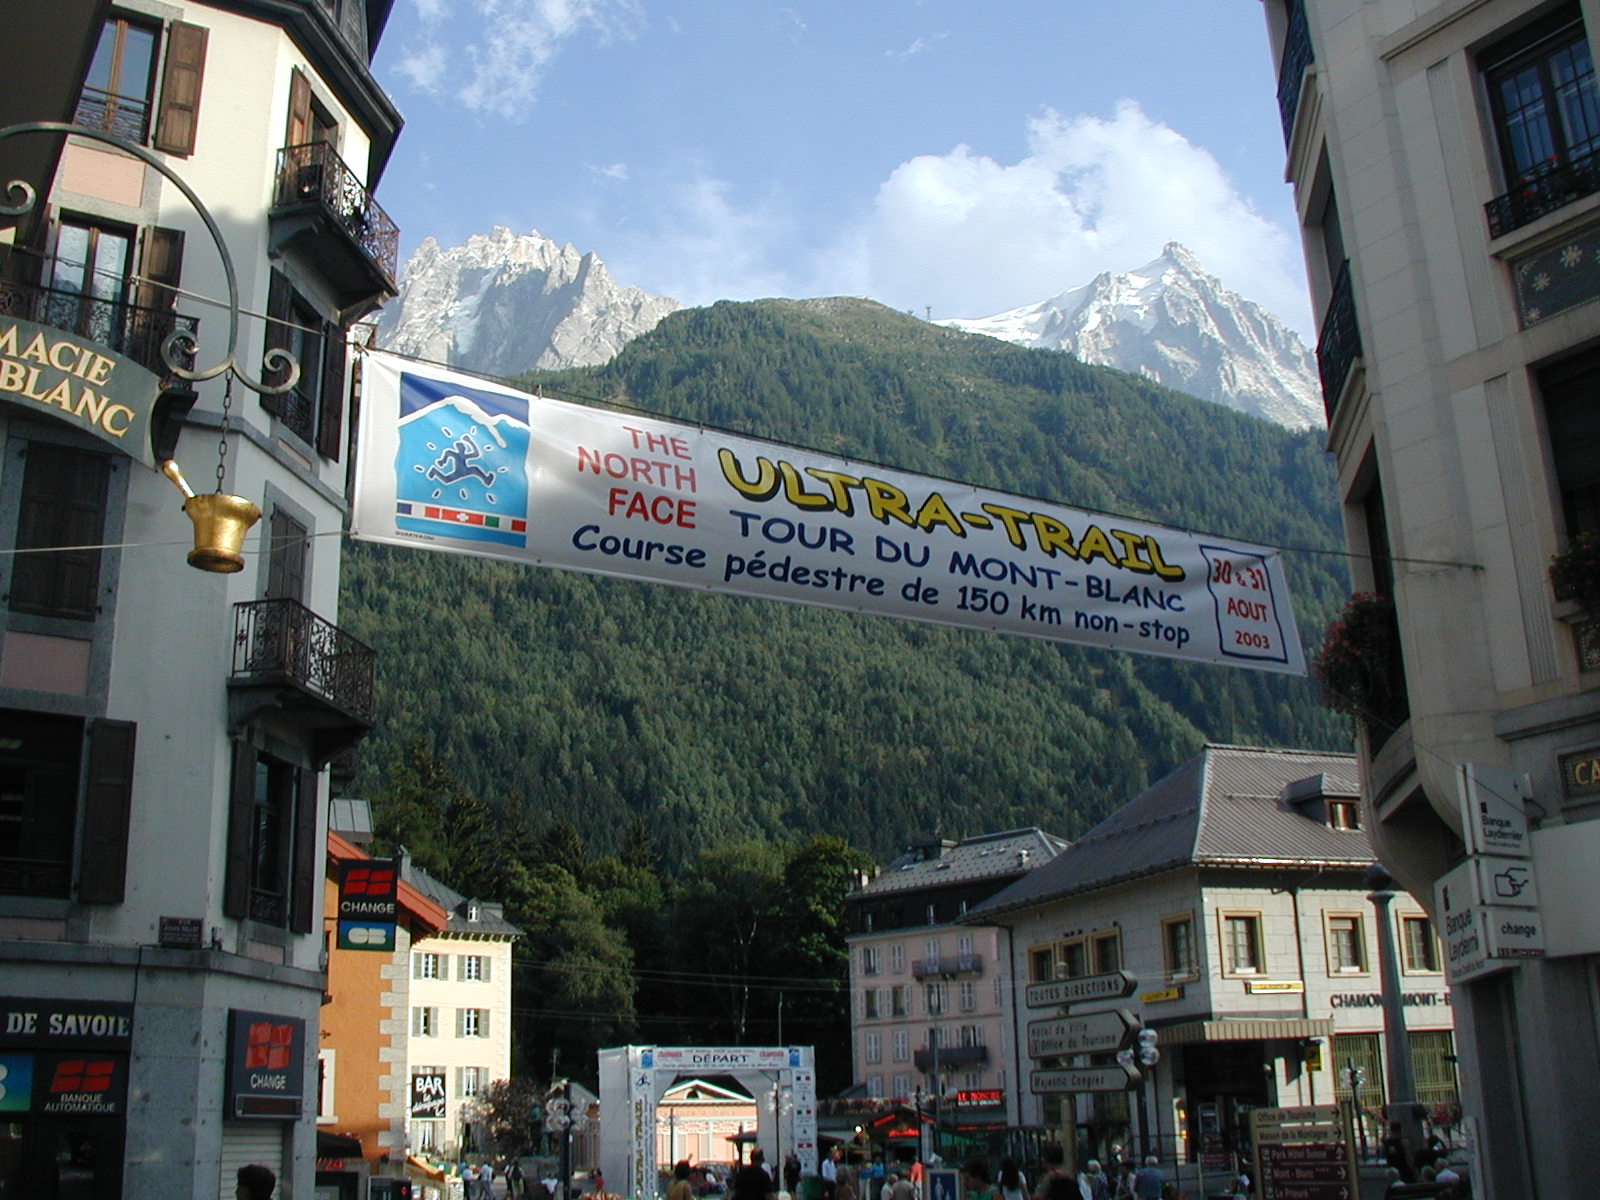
[1163,914,1197,979]
[1332,1031,1385,1109]
[9,440,112,620]
[1326,913,1369,974]
[1221,912,1264,975]
[1409,1031,1460,1105]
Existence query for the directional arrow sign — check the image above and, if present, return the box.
[1029,1064,1141,1094]
[1025,971,1138,1009]
[1028,1009,1140,1058]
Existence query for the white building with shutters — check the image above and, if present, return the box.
[401,860,521,1159]
[0,2,402,1197]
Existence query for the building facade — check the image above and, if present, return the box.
[966,746,1455,1170]
[0,1,400,1196]
[1260,0,1600,1194]
[845,828,1069,1137]
[320,832,449,1198]
[400,861,520,1161]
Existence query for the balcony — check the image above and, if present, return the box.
[0,273,198,378]
[1316,259,1362,421]
[914,1044,988,1072]
[1486,147,1600,239]
[229,597,377,763]
[911,953,984,980]
[1276,0,1314,147]
[269,141,399,313]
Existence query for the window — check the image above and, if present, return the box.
[1029,946,1055,983]
[264,508,308,603]
[893,1030,909,1062]
[958,1025,982,1048]
[224,743,317,931]
[891,1073,911,1098]
[412,1007,438,1037]
[889,943,904,973]
[867,1075,883,1098]
[413,952,441,980]
[1409,1031,1460,1105]
[925,903,936,924]
[1326,914,1368,973]
[0,711,81,898]
[1222,912,1264,975]
[10,441,112,620]
[861,946,880,975]
[1401,915,1441,973]
[863,989,879,1019]
[959,981,976,1013]
[958,933,973,957]
[1541,349,1600,536]
[75,16,208,155]
[1484,8,1600,192]
[1060,939,1087,979]
[1163,915,1197,979]
[77,16,158,140]
[925,983,947,1015]
[263,270,346,458]
[458,1066,486,1097]
[460,954,487,981]
[1092,931,1122,973]
[865,1033,882,1064]
[890,986,908,1017]
[459,1008,488,1038]
[924,938,941,962]
[317,1048,336,1122]
[1328,800,1361,830]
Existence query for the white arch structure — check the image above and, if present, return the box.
[597,1046,818,1198]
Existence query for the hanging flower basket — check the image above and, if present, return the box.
[1312,592,1403,719]
[1550,531,1600,612]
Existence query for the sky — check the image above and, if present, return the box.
[369,1,1315,338]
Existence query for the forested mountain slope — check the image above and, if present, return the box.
[341,298,1352,860]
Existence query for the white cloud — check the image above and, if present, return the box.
[851,101,1311,332]
[886,34,946,62]
[590,162,630,182]
[604,101,1312,337]
[398,0,641,120]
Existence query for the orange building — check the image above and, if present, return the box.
[320,831,451,1199]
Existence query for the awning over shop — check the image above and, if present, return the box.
[316,1130,364,1158]
[1156,1018,1332,1045]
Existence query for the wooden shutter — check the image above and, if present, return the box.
[286,69,313,148]
[77,719,137,904]
[153,21,207,156]
[222,741,256,919]
[262,270,293,418]
[264,507,308,602]
[289,766,320,933]
[316,320,346,460]
[136,226,184,310]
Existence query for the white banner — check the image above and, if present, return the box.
[351,352,1306,675]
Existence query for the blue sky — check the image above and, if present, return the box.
[371,2,1314,337]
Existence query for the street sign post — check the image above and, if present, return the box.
[1251,1105,1358,1200]
[1027,1009,1140,1058]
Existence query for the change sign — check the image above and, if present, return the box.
[352,353,1307,675]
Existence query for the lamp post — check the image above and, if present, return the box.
[1366,864,1423,1159]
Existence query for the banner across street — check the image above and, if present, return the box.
[352,352,1307,674]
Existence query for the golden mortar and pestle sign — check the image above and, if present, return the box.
[0,316,258,572]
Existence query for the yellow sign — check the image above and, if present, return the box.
[1244,979,1304,993]
[1140,987,1182,1003]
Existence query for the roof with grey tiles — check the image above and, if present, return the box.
[852,827,1071,897]
[964,745,1364,921]
[402,857,523,939]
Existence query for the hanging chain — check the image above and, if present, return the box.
[216,374,234,493]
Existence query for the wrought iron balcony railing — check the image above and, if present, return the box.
[911,953,984,979]
[914,1044,988,1072]
[1276,0,1315,146]
[73,86,150,143]
[0,275,198,377]
[231,597,376,725]
[272,140,399,283]
[1316,259,1362,421]
[1485,146,1600,238]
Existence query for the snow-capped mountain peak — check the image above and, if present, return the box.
[376,227,681,377]
[942,244,1324,430]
